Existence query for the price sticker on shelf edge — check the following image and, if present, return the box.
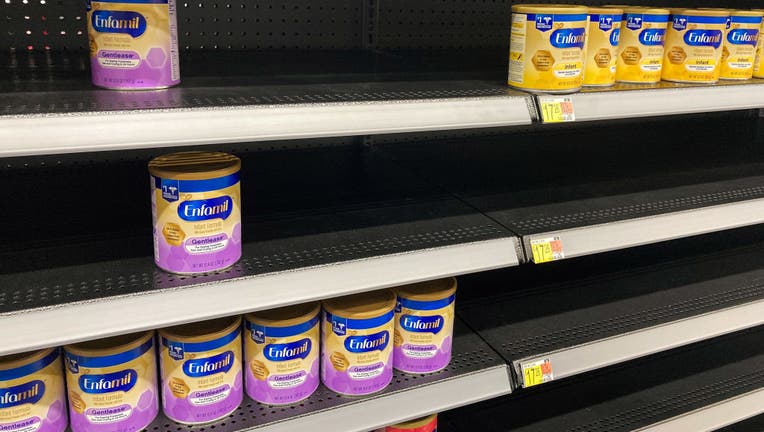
[539,96,575,123]
[522,359,554,388]
[530,237,564,264]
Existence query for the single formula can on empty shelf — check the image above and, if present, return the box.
[0,349,67,432]
[583,7,623,87]
[509,5,589,93]
[393,278,456,374]
[244,303,321,405]
[86,0,180,89]
[64,332,159,432]
[719,10,763,80]
[322,290,396,396]
[661,9,729,83]
[149,152,242,275]
[159,317,243,424]
[616,7,671,84]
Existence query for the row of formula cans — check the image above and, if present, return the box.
[509,4,764,93]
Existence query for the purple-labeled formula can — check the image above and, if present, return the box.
[393,278,456,374]
[64,332,159,432]
[87,0,180,89]
[149,152,242,275]
[322,290,396,396]
[244,303,320,405]
[0,348,67,432]
[159,317,243,425]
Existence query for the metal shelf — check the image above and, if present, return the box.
[442,328,764,432]
[149,320,511,432]
[460,242,764,388]
[560,80,764,122]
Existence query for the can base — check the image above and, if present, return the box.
[719,77,753,81]
[662,78,718,84]
[615,80,661,85]
[155,259,240,276]
[93,83,180,91]
[249,389,316,406]
[393,363,449,375]
[325,383,390,398]
[583,82,616,88]
[509,84,582,94]
[165,404,240,425]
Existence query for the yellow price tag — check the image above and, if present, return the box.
[530,237,564,264]
[539,96,575,123]
[522,359,554,388]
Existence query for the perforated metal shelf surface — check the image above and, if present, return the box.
[443,328,764,432]
[144,320,511,432]
[459,242,764,386]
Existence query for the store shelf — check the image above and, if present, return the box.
[459,242,764,388]
[443,328,764,432]
[715,413,764,431]
[562,80,764,122]
[152,320,511,432]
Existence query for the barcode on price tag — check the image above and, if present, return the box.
[538,96,575,123]
[530,237,564,263]
[522,359,554,387]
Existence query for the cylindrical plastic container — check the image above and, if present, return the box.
[322,290,396,396]
[64,331,159,432]
[380,414,438,432]
[244,303,321,405]
[508,5,589,93]
[661,9,729,83]
[149,152,242,275]
[616,7,671,83]
[583,7,623,87]
[719,10,763,80]
[754,10,764,78]
[393,278,457,374]
[158,317,243,424]
[86,0,180,89]
[0,349,67,432]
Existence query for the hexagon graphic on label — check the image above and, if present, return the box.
[147,47,167,68]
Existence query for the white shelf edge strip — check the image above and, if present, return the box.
[525,197,764,262]
[0,237,519,355]
[256,366,512,432]
[634,387,764,432]
[515,297,764,387]
[571,83,764,121]
[0,97,532,157]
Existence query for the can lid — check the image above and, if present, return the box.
[669,8,730,17]
[728,10,764,17]
[322,289,396,319]
[389,414,437,429]
[395,277,457,301]
[149,151,241,180]
[246,302,321,327]
[587,7,623,15]
[65,330,154,357]
[511,4,588,15]
[159,316,242,343]
[622,7,670,15]
[0,348,55,370]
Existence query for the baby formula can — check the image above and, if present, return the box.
[64,332,159,432]
[149,152,242,275]
[661,9,729,83]
[583,8,623,87]
[322,290,396,396]
[754,10,764,78]
[159,317,243,424]
[244,303,320,405]
[86,0,180,89]
[719,11,763,80]
[509,5,589,93]
[616,7,671,83]
[381,414,438,432]
[393,278,456,374]
[0,349,67,432]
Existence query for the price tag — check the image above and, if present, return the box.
[530,237,564,263]
[522,359,554,388]
[538,96,575,123]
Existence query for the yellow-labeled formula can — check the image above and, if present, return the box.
[149,152,242,275]
[509,5,589,93]
[64,332,159,432]
[719,10,763,80]
[616,7,671,83]
[393,278,457,374]
[754,10,764,78]
[583,8,623,87]
[322,290,396,396]
[0,349,67,432]
[245,303,321,405]
[662,9,729,83]
[159,317,243,424]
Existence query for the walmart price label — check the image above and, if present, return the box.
[530,237,564,264]
[538,96,575,123]
[522,359,554,387]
